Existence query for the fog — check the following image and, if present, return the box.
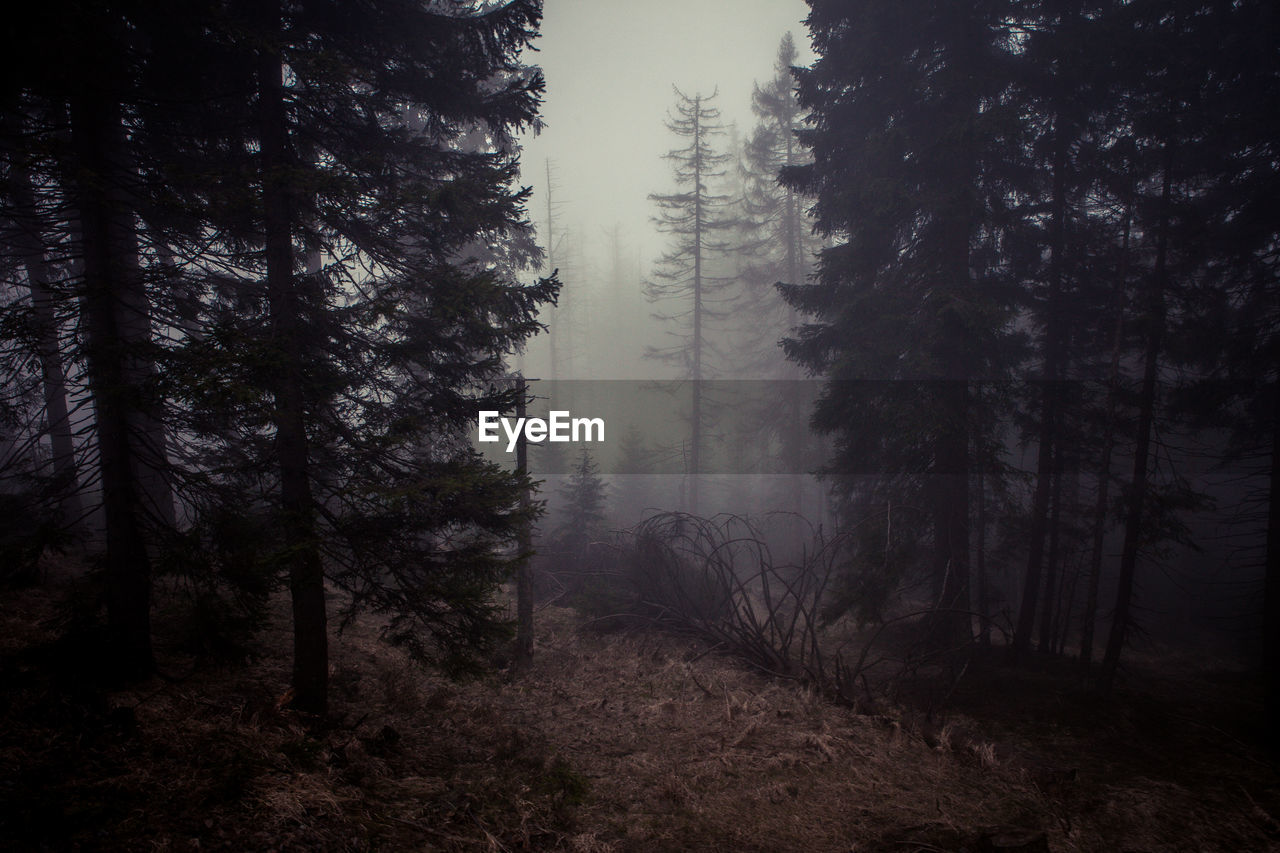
[2,1,1278,848]
[507,1,1274,668]
[517,0,813,381]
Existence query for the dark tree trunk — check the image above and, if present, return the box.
[930,381,972,647]
[923,3,983,649]
[258,5,328,714]
[7,142,81,518]
[1080,196,1131,668]
[783,127,806,527]
[1100,148,1173,693]
[1015,121,1070,658]
[544,159,559,383]
[515,378,533,665]
[1052,453,1083,656]
[929,195,974,647]
[1039,428,1067,653]
[70,87,154,678]
[976,388,991,647]
[1264,378,1280,755]
[931,191,974,645]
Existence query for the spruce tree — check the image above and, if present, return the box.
[1195,0,1280,746]
[645,87,737,515]
[737,32,817,370]
[1,0,558,705]
[734,32,822,524]
[1095,0,1236,690]
[613,423,656,524]
[226,0,556,706]
[0,0,182,676]
[782,0,1023,644]
[554,449,608,563]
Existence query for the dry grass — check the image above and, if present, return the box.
[0,579,1276,852]
[510,607,1054,852]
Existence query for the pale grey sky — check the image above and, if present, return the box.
[516,0,813,378]
[520,0,812,249]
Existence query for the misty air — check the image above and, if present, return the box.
[1,0,1277,850]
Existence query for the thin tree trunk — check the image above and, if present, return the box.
[1100,147,1173,693]
[1056,553,1081,657]
[976,389,991,647]
[927,7,978,648]
[689,97,703,517]
[1264,377,1280,756]
[7,142,81,519]
[258,5,327,714]
[784,121,806,528]
[930,384,971,647]
[1015,121,1070,658]
[1050,445,1080,656]
[515,377,533,664]
[544,159,559,383]
[1039,427,1067,653]
[1080,195,1131,668]
[932,191,973,645]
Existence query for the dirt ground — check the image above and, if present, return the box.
[1,581,1277,852]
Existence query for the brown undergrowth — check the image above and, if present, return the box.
[0,577,1277,852]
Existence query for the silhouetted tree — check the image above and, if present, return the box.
[782,0,1022,645]
[645,87,737,515]
[1,0,557,706]
[227,0,556,709]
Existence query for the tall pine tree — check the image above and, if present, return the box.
[782,0,1022,644]
[646,87,736,515]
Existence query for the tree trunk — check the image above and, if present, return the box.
[1264,377,1280,755]
[930,381,972,647]
[689,96,703,517]
[258,5,328,714]
[1051,450,1081,656]
[515,377,534,664]
[70,87,155,678]
[976,387,991,647]
[784,123,806,528]
[1039,427,1067,653]
[927,7,978,648]
[1080,195,1131,668]
[7,140,82,519]
[1015,121,1070,658]
[1099,147,1173,693]
[544,159,559,383]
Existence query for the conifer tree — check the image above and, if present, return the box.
[613,423,656,524]
[554,449,608,562]
[734,32,823,523]
[1,0,557,705]
[737,32,817,371]
[646,87,736,515]
[225,0,556,708]
[1192,0,1280,743]
[0,0,182,676]
[1095,0,1236,690]
[782,0,1022,644]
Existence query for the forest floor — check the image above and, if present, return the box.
[1,574,1278,852]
